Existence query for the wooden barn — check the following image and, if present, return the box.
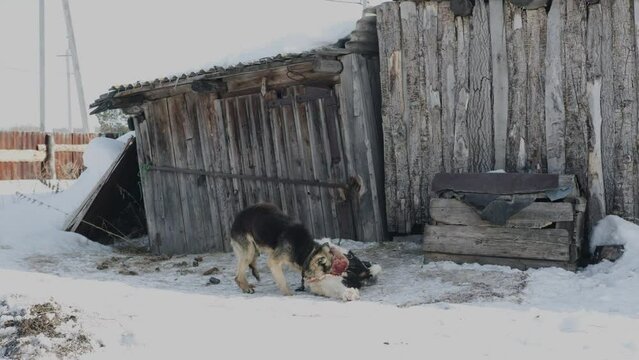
[90,10,387,254]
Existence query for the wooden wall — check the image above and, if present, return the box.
[135,75,385,254]
[377,0,639,234]
[0,131,99,180]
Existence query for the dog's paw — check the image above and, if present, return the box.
[342,287,360,301]
[241,284,256,294]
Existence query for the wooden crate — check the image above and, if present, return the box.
[423,174,586,270]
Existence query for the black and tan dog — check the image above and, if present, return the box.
[230,203,380,300]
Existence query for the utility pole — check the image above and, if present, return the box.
[57,51,73,132]
[61,0,89,132]
[39,0,45,131]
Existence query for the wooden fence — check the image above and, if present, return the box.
[0,131,99,180]
[377,0,639,234]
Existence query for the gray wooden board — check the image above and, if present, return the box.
[167,94,216,253]
[235,96,258,206]
[563,0,589,200]
[292,86,324,238]
[438,2,456,174]
[133,117,159,252]
[376,2,402,232]
[610,0,638,219]
[248,95,269,203]
[419,1,441,225]
[424,252,577,271]
[599,1,616,215]
[525,8,547,172]
[148,99,187,254]
[430,198,574,228]
[545,0,566,175]
[424,225,571,261]
[223,98,246,213]
[453,16,470,174]
[269,97,294,216]
[214,98,237,251]
[489,0,509,171]
[322,90,356,240]
[307,96,338,238]
[259,94,281,208]
[190,93,227,251]
[506,4,527,172]
[467,0,493,172]
[401,1,422,229]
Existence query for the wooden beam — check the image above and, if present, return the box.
[489,0,508,170]
[0,150,46,162]
[37,144,86,152]
[424,252,577,271]
[190,79,227,94]
[424,225,571,261]
[545,0,566,174]
[430,198,574,228]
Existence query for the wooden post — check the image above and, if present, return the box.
[489,0,508,170]
[43,134,56,179]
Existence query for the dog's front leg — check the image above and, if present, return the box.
[307,275,359,301]
[267,256,292,296]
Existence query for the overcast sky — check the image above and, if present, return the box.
[0,0,378,131]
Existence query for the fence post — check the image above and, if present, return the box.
[42,133,56,179]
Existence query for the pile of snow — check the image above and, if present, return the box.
[0,135,131,270]
[590,215,637,254]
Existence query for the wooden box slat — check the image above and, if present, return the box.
[430,198,574,228]
[424,225,571,261]
[423,252,577,271]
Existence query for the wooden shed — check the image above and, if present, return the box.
[90,11,386,254]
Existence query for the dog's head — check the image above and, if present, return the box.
[302,243,334,280]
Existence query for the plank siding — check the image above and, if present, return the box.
[377,0,639,234]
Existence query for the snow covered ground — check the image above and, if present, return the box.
[1,136,639,359]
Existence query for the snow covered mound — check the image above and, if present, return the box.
[0,136,130,269]
[590,215,638,254]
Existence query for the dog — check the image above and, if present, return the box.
[230,203,380,301]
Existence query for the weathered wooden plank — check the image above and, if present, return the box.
[133,114,160,253]
[544,0,566,174]
[321,89,356,240]
[424,225,571,261]
[423,252,577,271]
[247,95,269,203]
[223,98,246,211]
[489,0,509,171]
[419,1,442,226]
[400,1,420,231]
[147,99,187,254]
[281,90,307,225]
[467,0,493,172]
[430,198,574,228]
[268,96,294,216]
[509,0,550,10]
[342,54,385,242]
[453,16,470,173]
[258,94,281,208]
[292,86,324,238]
[212,98,236,251]
[306,96,337,238]
[167,95,211,253]
[599,1,615,216]
[563,0,588,196]
[439,2,456,173]
[189,92,226,251]
[235,96,258,206]
[506,4,527,172]
[525,8,547,173]
[610,0,638,219]
[585,4,606,228]
[377,2,402,232]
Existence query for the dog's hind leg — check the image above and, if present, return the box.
[249,258,260,282]
[267,255,291,296]
[231,236,256,293]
